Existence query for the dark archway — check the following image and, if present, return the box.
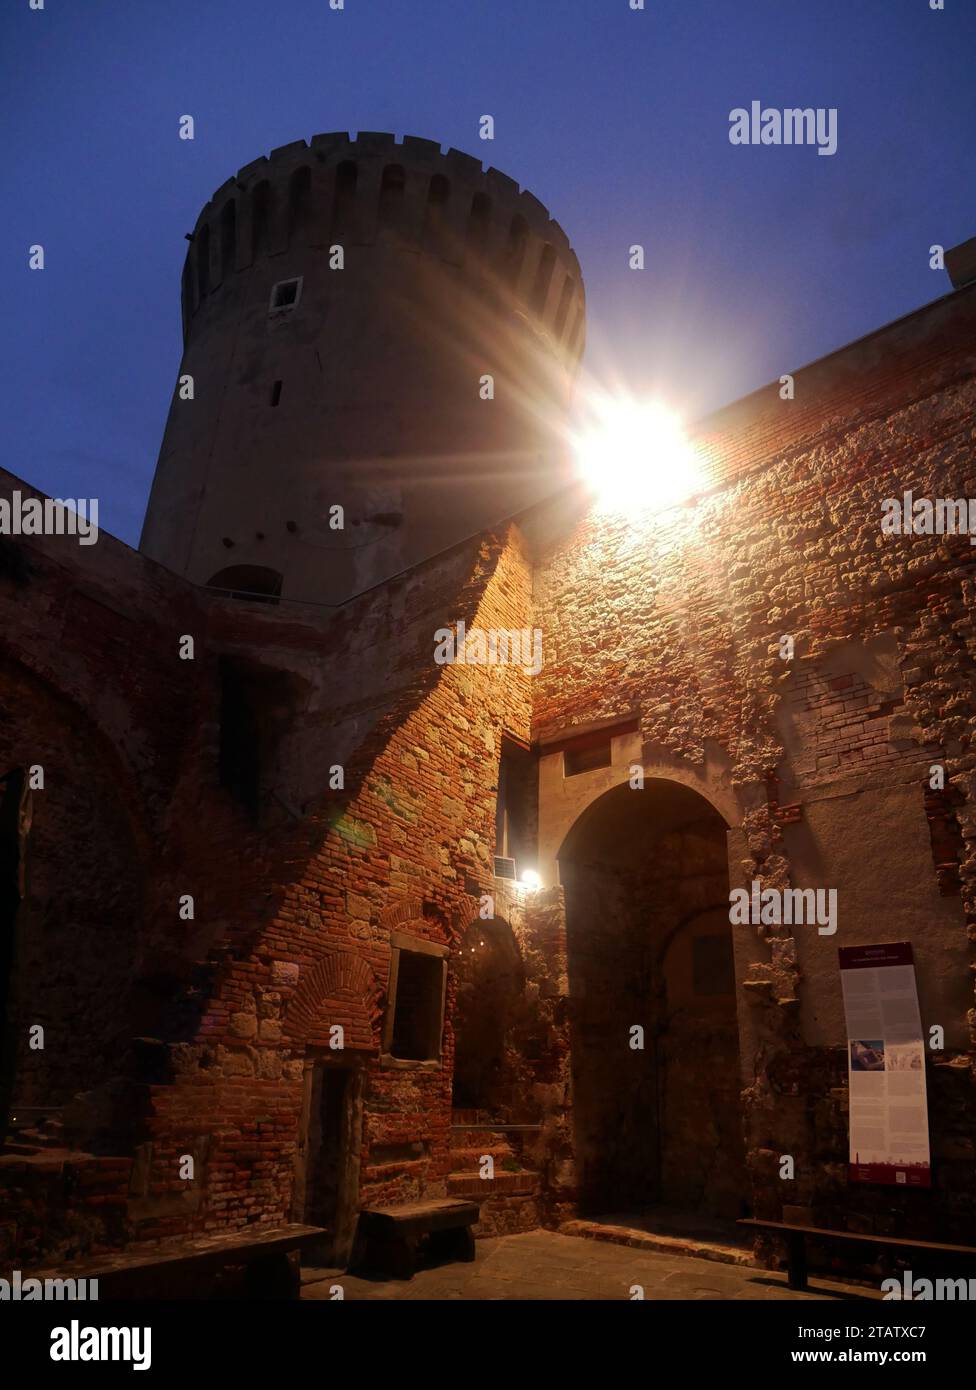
[559,778,746,1224]
[206,565,283,603]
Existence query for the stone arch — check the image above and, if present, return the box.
[205,564,283,602]
[541,743,742,886]
[378,897,451,945]
[450,914,526,1115]
[558,774,747,1221]
[0,655,150,1108]
[284,950,383,1052]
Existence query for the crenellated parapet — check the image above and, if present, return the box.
[181,132,585,368]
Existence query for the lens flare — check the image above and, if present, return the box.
[573,396,703,513]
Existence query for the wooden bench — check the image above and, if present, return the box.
[29,1222,328,1300]
[352,1199,479,1279]
[739,1217,976,1291]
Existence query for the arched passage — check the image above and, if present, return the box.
[558,778,746,1224]
[451,916,525,1116]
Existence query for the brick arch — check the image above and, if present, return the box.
[379,898,426,930]
[378,897,451,943]
[284,950,383,1051]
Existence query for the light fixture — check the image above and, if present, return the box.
[572,393,703,514]
[520,869,542,891]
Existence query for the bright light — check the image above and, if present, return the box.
[573,395,703,514]
[520,869,542,891]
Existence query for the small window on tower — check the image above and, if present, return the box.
[269,277,302,313]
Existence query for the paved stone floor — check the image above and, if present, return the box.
[302,1230,883,1301]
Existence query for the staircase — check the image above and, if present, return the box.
[448,1109,543,1236]
[3,1107,67,1155]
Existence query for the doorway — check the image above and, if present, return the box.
[559,778,747,1227]
[294,1057,363,1267]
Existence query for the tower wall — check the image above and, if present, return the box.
[139,132,586,605]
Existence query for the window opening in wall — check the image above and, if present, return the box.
[494,734,535,876]
[269,277,302,313]
[564,740,612,777]
[215,655,306,822]
[270,380,283,408]
[390,950,444,1062]
[218,658,260,815]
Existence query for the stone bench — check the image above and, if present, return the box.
[28,1222,328,1300]
[352,1199,479,1279]
[739,1217,976,1291]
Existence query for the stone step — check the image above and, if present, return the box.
[448,1143,519,1167]
[558,1218,755,1268]
[5,1126,65,1151]
[448,1170,539,1198]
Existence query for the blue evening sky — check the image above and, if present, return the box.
[2,0,973,544]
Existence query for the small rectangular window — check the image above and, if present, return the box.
[269,277,302,312]
[564,740,612,777]
[389,950,444,1062]
[270,380,282,407]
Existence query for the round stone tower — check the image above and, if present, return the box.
[139,131,586,606]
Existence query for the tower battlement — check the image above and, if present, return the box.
[142,131,587,607]
[181,132,585,369]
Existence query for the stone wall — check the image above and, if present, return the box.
[529,283,976,1255]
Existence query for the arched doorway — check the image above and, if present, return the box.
[559,778,746,1225]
